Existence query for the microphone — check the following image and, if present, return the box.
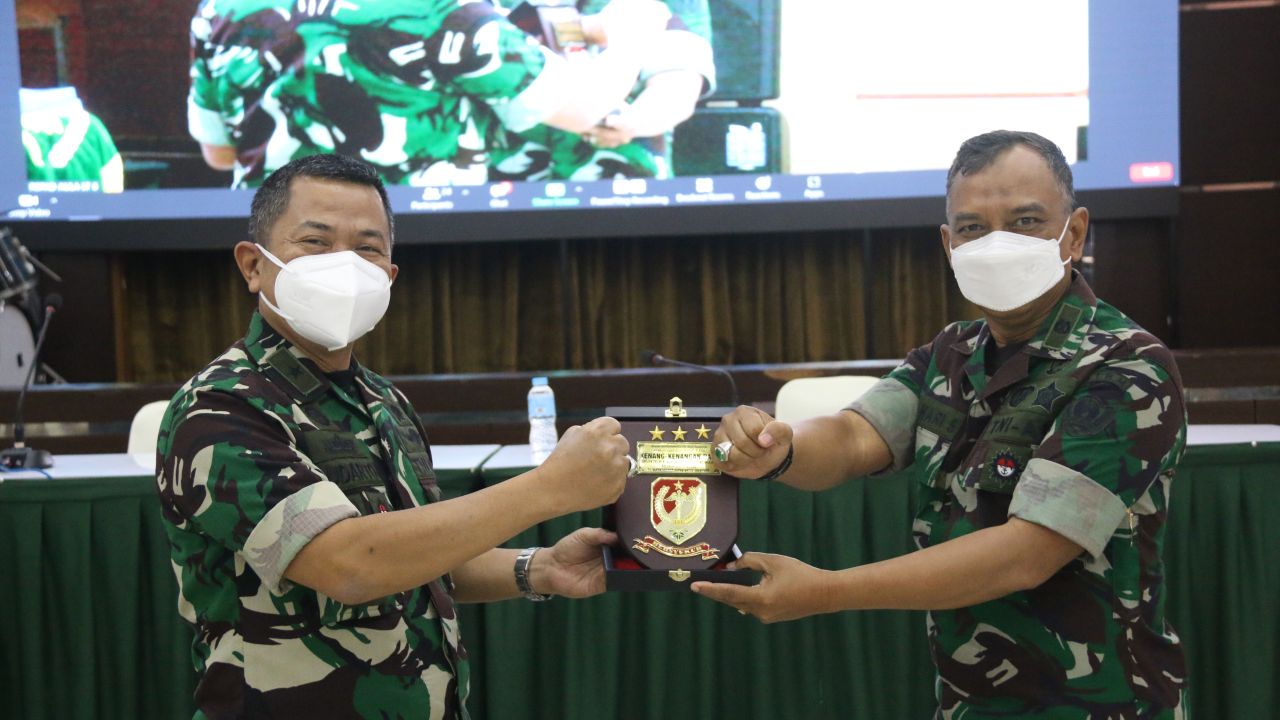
[1,292,62,470]
[640,349,739,407]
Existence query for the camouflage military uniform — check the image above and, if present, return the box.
[488,0,715,181]
[188,0,559,187]
[849,272,1189,719]
[156,312,469,719]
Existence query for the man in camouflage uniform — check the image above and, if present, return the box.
[156,153,630,719]
[187,0,674,187]
[694,131,1189,718]
[488,0,715,181]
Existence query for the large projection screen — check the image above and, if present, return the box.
[1,0,1179,249]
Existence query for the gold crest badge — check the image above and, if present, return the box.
[650,477,707,544]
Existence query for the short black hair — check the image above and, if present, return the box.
[247,153,395,247]
[945,130,1076,211]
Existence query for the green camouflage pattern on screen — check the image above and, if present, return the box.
[488,0,713,181]
[156,312,469,719]
[188,0,547,187]
[22,107,119,190]
[852,273,1189,719]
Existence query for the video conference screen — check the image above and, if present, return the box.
[1,0,1178,245]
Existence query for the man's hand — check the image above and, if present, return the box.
[582,108,640,148]
[530,527,618,598]
[711,406,793,479]
[691,553,835,623]
[534,416,630,513]
[581,70,705,148]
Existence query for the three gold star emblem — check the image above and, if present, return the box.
[649,424,713,441]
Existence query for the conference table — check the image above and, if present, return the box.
[1,429,1277,719]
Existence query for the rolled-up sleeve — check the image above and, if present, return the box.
[1010,352,1187,559]
[846,340,933,475]
[243,481,358,594]
[847,378,919,474]
[1009,459,1128,560]
[187,93,231,147]
[161,390,358,594]
[187,13,232,147]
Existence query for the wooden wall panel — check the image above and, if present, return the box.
[1179,4,1280,185]
[1175,188,1280,348]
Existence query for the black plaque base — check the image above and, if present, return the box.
[603,544,758,592]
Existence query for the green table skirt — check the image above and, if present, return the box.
[0,477,194,720]
[1,444,1277,719]
[474,462,936,720]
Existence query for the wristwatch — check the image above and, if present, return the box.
[514,546,553,602]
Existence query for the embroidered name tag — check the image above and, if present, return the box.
[302,430,386,492]
[917,394,965,439]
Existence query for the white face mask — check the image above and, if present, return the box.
[948,219,1072,312]
[256,244,392,351]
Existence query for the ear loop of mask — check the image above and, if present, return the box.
[255,244,296,321]
[255,243,288,270]
[1053,216,1072,266]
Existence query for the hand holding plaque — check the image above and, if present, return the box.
[602,398,757,591]
[709,405,794,480]
[536,416,630,513]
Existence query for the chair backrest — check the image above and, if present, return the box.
[127,400,171,458]
[774,375,881,424]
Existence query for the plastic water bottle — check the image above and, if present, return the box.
[528,376,558,464]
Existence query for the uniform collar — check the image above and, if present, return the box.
[950,270,1097,362]
[950,271,1098,400]
[244,310,291,366]
[243,311,374,406]
[1023,270,1098,361]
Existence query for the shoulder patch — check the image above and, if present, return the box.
[1060,392,1118,437]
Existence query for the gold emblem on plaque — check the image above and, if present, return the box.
[651,477,707,544]
[665,397,687,418]
[669,569,691,582]
[635,442,719,475]
[632,535,721,560]
[695,424,711,439]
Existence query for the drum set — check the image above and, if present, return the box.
[1,228,55,388]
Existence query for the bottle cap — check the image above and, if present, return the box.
[532,376,548,386]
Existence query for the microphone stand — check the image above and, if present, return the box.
[641,350,740,407]
[1,294,61,470]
